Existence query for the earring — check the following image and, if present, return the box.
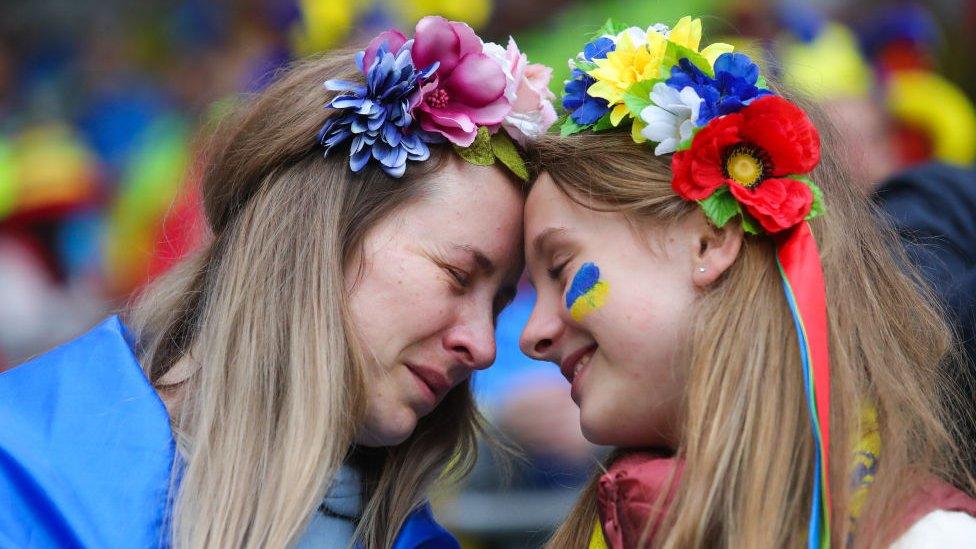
[697,267,707,273]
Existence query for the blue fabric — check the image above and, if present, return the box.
[0,316,461,548]
[391,504,460,549]
[0,316,174,548]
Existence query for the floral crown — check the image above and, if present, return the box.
[318,16,557,180]
[561,17,825,235]
[561,17,834,546]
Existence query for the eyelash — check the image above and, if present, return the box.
[547,260,568,281]
[446,265,471,288]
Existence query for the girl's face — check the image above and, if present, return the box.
[347,159,524,447]
[520,174,732,448]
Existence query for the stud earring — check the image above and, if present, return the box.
[697,267,707,273]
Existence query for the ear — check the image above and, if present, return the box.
[690,211,744,288]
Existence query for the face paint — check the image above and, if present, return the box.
[565,262,609,322]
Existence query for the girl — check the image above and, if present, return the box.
[520,17,976,548]
[0,17,554,548]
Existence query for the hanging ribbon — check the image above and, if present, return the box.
[776,220,832,549]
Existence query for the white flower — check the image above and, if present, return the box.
[639,82,704,156]
[482,39,522,103]
[615,24,671,47]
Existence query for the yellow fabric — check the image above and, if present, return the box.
[780,24,872,101]
[886,70,976,166]
[588,519,610,549]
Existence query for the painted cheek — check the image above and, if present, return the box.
[565,262,610,322]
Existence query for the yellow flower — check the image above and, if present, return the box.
[669,16,734,66]
[587,31,667,125]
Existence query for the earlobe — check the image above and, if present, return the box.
[692,215,744,288]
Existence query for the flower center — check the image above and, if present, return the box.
[425,88,449,109]
[724,144,769,188]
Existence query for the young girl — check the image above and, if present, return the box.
[520,17,976,548]
[0,17,554,548]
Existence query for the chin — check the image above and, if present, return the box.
[357,405,419,447]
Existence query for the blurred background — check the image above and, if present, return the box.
[1,0,975,546]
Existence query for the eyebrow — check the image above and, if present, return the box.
[531,227,570,257]
[454,244,495,275]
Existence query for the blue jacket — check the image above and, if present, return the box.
[0,316,458,548]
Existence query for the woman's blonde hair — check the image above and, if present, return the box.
[530,101,974,547]
[127,53,495,548]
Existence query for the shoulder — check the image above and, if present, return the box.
[891,510,976,548]
[0,316,175,548]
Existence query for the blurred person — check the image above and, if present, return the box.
[523,17,976,547]
[0,17,557,548]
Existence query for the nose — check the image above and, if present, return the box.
[519,290,564,362]
[443,305,497,371]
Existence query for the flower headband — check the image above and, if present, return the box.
[561,17,833,547]
[318,16,557,180]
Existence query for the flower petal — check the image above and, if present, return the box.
[362,30,408,74]
[728,177,813,233]
[413,16,483,76]
[739,96,821,175]
[441,53,508,107]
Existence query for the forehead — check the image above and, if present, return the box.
[407,160,525,257]
[525,173,596,235]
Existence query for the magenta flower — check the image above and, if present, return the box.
[410,16,511,146]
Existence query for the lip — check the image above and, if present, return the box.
[559,343,598,384]
[405,363,453,405]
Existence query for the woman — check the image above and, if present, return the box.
[0,16,554,548]
[520,17,976,547]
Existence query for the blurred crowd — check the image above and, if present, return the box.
[2,0,976,546]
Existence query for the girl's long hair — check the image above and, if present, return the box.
[530,103,974,547]
[127,53,488,548]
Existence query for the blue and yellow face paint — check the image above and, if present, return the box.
[565,262,609,322]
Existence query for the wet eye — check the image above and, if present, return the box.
[446,266,471,288]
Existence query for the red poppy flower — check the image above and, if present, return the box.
[671,95,821,233]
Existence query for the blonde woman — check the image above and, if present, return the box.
[0,17,555,548]
[519,17,976,548]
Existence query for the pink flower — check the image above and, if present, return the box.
[411,16,510,146]
[362,30,408,72]
[483,38,557,145]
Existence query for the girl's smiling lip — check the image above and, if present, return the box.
[560,343,598,384]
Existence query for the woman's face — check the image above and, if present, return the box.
[519,174,701,448]
[347,159,524,447]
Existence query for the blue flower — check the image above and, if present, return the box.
[562,37,615,125]
[666,52,771,126]
[317,40,439,178]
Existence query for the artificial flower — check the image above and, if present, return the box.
[587,31,667,125]
[667,16,734,65]
[484,37,558,145]
[318,41,438,177]
[411,16,511,146]
[671,95,821,232]
[639,82,703,155]
[563,37,614,125]
[666,52,771,126]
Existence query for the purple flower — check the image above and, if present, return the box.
[317,40,439,177]
[666,52,771,125]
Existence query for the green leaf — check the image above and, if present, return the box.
[791,175,825,220]
[491,132,530,182]
[560,116,589,136]
[453,127,495,166]
[573,59,598,73]
[663,41,713,77]
[698,186,741,228]
[621,79,658,119]
[756,75,768,90]
[591,112,616,132]
[740,212,762,235]
[596,18,630,38]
